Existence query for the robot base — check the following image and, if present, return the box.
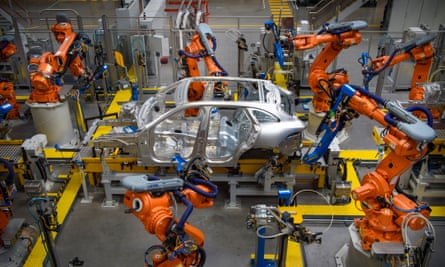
[27,101,79,147]
[335,224,404,267]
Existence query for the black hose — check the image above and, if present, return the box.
[317,78,334,99]
[362,47,399,76]
[395,183,417,202]
[211,55,228,76]
[144,245,166,267]
[35,157,48,182]
[196,246,206,267]
[262,32,270,54]
[183,156,203,178]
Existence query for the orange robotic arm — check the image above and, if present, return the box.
[28,52,62,103]
[123,187,210,247]
[344,85,435,251]
[351,133,432,250]
[0,37,20,119]
[366,34,435,102]
[28,14,90,103]
[179,23,227,78]
[304,83,435,252]
[291,21,367,112]
[122,170,218,267]
[0,37,16,62]
[0,81,20,119]
[178,23,228,116]
[181,33,224,78]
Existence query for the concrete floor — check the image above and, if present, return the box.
[1,0,445,266]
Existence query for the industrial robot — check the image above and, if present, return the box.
[177,23,228,116]
[26,13,91,146]
[0,36,20,120]
[360,33,440,118]
[261,20,298,90]
[263,20,286,70]
[290,20,368,113]
[122,157,218,267]
[302,82,436,266]
[27,13,90,103]
[288,21,368,143]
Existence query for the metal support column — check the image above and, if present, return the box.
[101,15,118,83]
[99,148,118,208]
[226,180,241,209]
[11,16,30,87]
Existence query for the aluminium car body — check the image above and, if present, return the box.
[135,76,296,127]
[92,77,305,167]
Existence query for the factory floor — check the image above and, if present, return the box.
[2,0,445,267]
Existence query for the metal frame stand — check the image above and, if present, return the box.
[99,148,118,208]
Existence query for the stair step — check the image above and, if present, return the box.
[271,11,291,13]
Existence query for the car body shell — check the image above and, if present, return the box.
[93,76,305,167]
